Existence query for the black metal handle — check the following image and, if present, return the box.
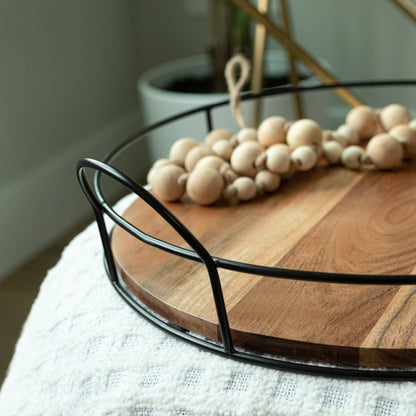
[76,157,234,353]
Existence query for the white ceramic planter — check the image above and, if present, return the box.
[138,52,337,162]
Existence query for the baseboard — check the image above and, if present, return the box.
[0,108,145,281]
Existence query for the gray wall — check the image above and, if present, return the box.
[0,0,415,279]
[0,1,143,279]
[288,1,416,82]
[134,0,210,72]
[272,1,416,116]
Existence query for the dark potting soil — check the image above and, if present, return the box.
[164,74,308,94]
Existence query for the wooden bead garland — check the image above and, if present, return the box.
[147,102,416,206]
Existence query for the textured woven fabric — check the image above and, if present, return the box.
[1,194,416,416]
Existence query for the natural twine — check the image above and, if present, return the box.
[225,54,251,129]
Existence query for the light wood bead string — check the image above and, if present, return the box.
[148,102,416,206]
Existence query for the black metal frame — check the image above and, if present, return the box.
[77,80,416,380]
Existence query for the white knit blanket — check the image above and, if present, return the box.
[1,194,416,416]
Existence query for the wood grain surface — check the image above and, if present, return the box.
[111,165,416,368]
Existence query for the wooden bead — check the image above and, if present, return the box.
[219,164,238,184]
[221,190,239,205]
[265,144,291,174]
[254,152,267,170]
[153,158,172,169]
[232,177,257,201]
[212,139,234,160]
[322,130,334,143]
[236,127,258,143]
[150,164,187,202]
[379,104,411,131]
[257,116,287,147]
[194,155,227,171]
[346,105,381,139]
[194,155,236,183]
[184,144,214,171]
[290,146,317,171]
[186,167,224,205]
[270,143,291,154]
[341,146,365,170]
[389,124,416,159]
[255,170,281,193]
[331,132,349,148]
[366,133,404,170]
[280,161,298,179]
[169,138,200,166]
[230,141,264,177]
[146,168,157,185]
[286,119,322,150]
[322,130,348,148]
[322,141,343,165]
[336,124,360,145]
[147,159,172,184]
[205,129,233,147]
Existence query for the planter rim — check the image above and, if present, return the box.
[138,54,227,102]
[137,52,317,104]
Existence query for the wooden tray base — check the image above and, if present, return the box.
[112,166,416,369]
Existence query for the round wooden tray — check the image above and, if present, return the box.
[112,165,416,369]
